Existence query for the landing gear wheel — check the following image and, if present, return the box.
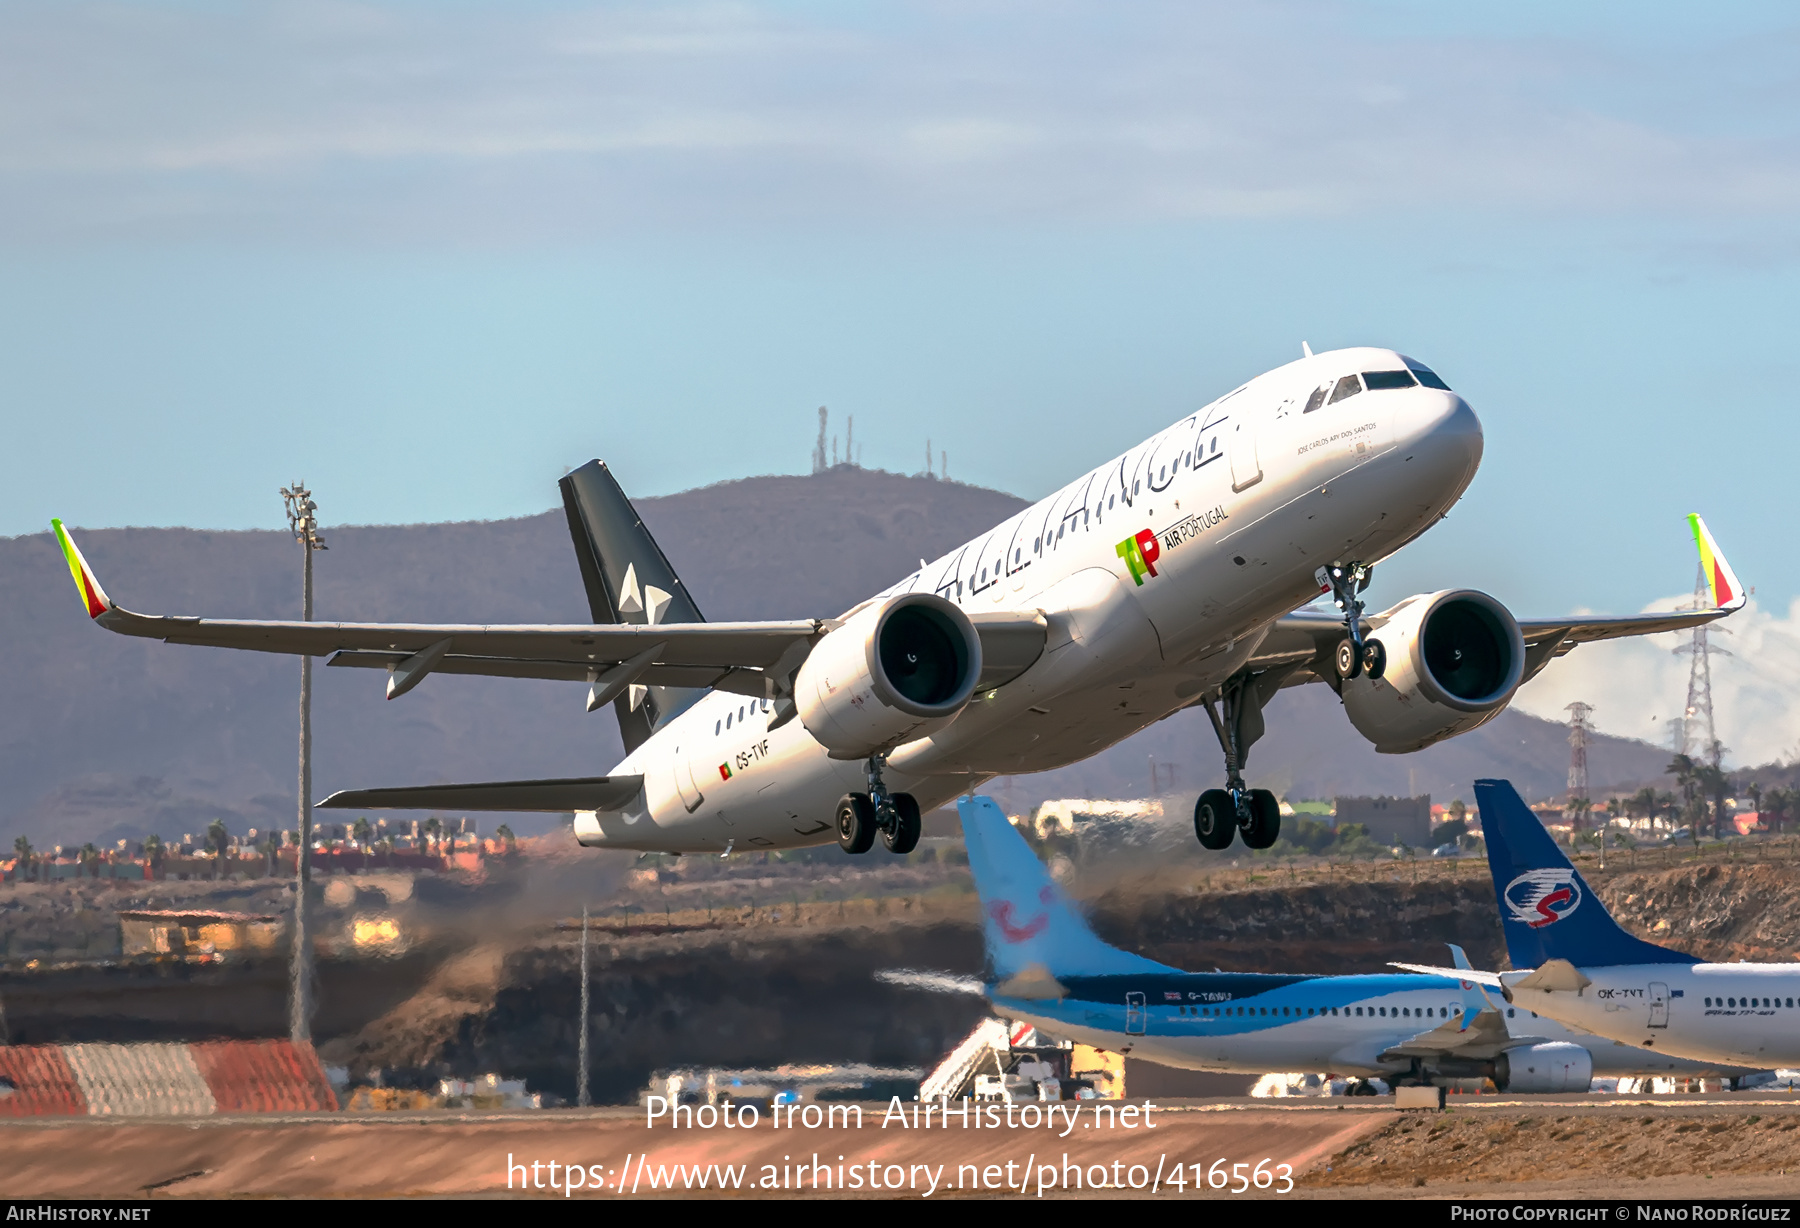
[1194,789,1236,850]
[1241,788,1281,850]
[1335,638,1362,681]
[882,793,922,854]
[1361,639,1386,681]
[836,792,876,855]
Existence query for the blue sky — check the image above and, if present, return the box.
[5,1,1800,756]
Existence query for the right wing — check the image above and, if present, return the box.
[51,521,1045,704]
[317,775,645,812]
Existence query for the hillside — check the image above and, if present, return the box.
[3,466,1671,846]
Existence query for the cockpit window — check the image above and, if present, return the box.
[1327,374,1362,404]
[1404,362,1452,391]
[1302,385,1328,413]
[1362,370,1416,391]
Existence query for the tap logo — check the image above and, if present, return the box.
[1503,869,1583,929]
[1116,529,1161,586]
[987,886,1056,943]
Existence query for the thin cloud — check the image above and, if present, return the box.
[1513,596,1800,772]
[0,2,1799,240]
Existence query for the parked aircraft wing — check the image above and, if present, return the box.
[1379,1007,1548,1063]
[317,774,645,812]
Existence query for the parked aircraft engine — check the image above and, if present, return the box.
[794,593,982,760]
[1339,589,1525,754]
[1493,1042,1593,1094]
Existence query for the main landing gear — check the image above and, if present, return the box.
[836,753,922,856]
[1194,674,1281,852]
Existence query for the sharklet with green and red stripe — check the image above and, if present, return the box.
[50,519,111,620]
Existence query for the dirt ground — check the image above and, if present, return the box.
[1301,1096,1800,1198]
[0,1103,1374,1199]
[9,1097,1800,1199]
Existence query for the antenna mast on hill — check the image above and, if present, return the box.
[1673,563,1730,768]
[813,407,828,474]
[1565,701,1592,828]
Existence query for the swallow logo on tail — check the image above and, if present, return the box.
[1504,869,1583,929]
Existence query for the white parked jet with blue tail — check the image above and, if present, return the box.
[1399,779,1800,1071]
[51,347,1743,858]
[888,795,1750,1091]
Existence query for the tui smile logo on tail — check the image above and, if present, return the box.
[1504,869,1583,929]
[987,887,1056,943]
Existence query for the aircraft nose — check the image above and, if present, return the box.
[1400,389,1483,484]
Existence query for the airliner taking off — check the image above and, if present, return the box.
[52,347,1742,856]
[1399,780,1800,1071]
[899,795,1749,1090]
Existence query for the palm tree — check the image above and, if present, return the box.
[1697,753,1730,840]
[12,835,33,883]
[1668,755,1703,841]
[1748,781,1764,833]
[423,816,442,856]
[143,834,165,879]
[206,819,230,880]
[1631,786,1661,832]
[1767,788,1792,836]
[79,843,100,879]
[1566,796,1592,835]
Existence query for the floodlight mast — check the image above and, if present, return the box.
[280,482,326,1045]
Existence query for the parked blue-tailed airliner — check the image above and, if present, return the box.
[923,794,1749,1091]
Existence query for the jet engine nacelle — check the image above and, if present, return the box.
[1494,1042,1593,1094]
[1339,589,1526,754]
[794,593,982,760]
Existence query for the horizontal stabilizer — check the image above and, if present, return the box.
[318,775,644,813]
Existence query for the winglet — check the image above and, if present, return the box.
[50,519,112,620]
[1688,514,1745,611]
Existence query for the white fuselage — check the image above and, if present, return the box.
[578,347,1484,852]
[1505,964,1800,1069]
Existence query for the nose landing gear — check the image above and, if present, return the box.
[836,753,922,856]
[1318,562,1381,681]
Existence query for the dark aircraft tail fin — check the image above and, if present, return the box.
[1475,778,1697,970]
[559,460,707,753]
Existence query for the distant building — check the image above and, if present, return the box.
[1027,799,1161,840]
[1333,795,1432,847]
[118,909,282,958]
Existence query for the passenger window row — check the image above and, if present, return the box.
[714,698,771,736]
[1176,1003,1455,1019]
[1706,996,1792,1008]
